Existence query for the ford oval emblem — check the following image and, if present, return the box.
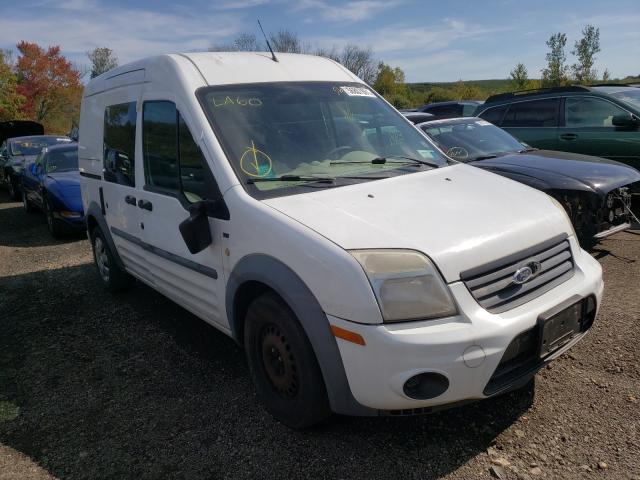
[513,266,534,285]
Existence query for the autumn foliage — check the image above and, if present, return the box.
[0,42,83,134]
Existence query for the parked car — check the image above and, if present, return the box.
[474,85,640,169]
[414,116,640,245]
[412,100,483,120]
[401,111,435,124]
[79,52,602,428]
[0,134,72,200]
[21,143,84,237]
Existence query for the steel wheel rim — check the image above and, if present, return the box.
[260,324,299,398]
[94,236,110,282]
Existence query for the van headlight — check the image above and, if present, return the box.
[350,249,457,322]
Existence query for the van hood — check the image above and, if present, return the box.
[264,164,571,282]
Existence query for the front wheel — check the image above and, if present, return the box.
[44,198,65,237]
[7,175,21,201]
[244,292,330,428]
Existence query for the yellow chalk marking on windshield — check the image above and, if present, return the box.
[240,140,272,178]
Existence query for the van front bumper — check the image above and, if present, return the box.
[329,243,603,412]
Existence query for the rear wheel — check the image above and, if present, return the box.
[91,227,131,292]
[22,191,36,213]
[244,291,330,428]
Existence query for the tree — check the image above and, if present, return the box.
[314,46,341,63]
[15,41,83,132]
[269,30,309,53]
[339,44,377,85]
[602,69,611,82]
[87,47,118,78]
[510,63,529,90]
[373,62,409,107]
[571,25,600,84]
[233,33,262,51]
[0,50,25,121]
[541,33,569,87]
[452,80,482,100]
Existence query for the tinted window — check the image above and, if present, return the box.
[462,104,478,116]
[143,101,209,203]
[502,99,559,127]
[46,148,78,173]
[426,105,461,118]
[104,102,136,186]
[9,136,71,156]
[565,97,628,128]
[143,101,179,191]
[478,105,508,125]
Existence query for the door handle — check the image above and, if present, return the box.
[125,195,137,206]
[137,199,153,211]
[560,133,578,140]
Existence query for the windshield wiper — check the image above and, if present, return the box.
[331,155,440,168]
[246,175,335,184]
[470,154,500,161]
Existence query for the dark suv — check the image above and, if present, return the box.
[475,85,640,169]
[411,100,483,120]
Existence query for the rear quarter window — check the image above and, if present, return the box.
[478,105,508,125]
[501,98,560,128]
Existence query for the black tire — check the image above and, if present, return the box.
[90,226,132,292]
[22,191,36,213]
[7,174,21,201]
[43,197,65,238]
[244,292,331,428]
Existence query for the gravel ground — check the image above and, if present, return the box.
[0,188,639,480]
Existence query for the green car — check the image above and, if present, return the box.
[475,85,640,170]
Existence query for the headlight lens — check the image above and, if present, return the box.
[549,196,577,238]
[350,249,457,322]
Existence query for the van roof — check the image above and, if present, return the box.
[84,52,360,97]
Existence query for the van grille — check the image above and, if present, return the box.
[461,235,574,314]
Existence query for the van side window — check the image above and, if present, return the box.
[143,101,208,203]
[104,102,136,187]
[565,97,628,128]
[501,99,559,128]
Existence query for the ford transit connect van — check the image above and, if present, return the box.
[79,52,604,428]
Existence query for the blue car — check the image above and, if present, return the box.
[21,143,85,237]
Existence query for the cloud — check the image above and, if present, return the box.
[294,0,402,23]
[0,2,244,67]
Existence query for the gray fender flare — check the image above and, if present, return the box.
[226,254,376,416]
[85,201,126,271]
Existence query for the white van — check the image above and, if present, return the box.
[79,52,603,427]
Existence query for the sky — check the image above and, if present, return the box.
[0,0,638,83]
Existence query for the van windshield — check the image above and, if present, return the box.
[198,82,448,198]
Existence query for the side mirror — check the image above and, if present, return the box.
[612,113,639,128]
[179,200,217,254]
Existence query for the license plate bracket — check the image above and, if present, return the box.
[538,299,584,359]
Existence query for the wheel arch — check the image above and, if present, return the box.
[226,253,375,416]
[85,201,126,270]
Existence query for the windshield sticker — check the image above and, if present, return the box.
[240,140,272,178]
[475,120,492,126]
[417,149,436,159]
[336,86,375,97]
[212,96,263,108]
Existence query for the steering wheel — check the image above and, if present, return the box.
[328,146,355,160]
[446,146,469,160]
